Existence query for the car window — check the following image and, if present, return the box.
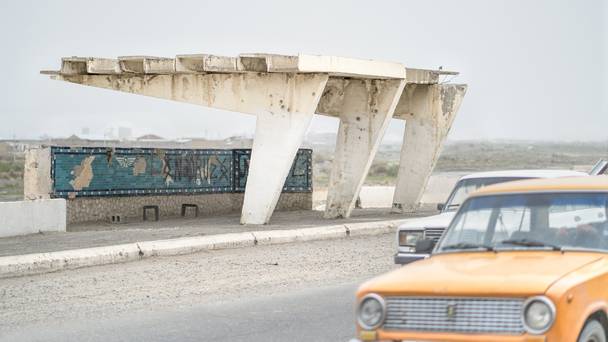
[490,205,531,243]
[443,177,530,211]
[438,192,608,252]
[448,206,493,244]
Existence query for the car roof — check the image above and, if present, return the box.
[471,176,608,197]
[460,169,587,180]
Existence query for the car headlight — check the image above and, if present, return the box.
[357,294,386,330]
[522,296,556,334]
[399,230,424,247]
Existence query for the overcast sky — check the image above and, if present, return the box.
[0,0,606,141]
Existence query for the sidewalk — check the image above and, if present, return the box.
[0,208,434,278]
[0,208,431,257]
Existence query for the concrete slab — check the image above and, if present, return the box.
[0,209,432,258]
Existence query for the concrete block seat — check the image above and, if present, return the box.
[143,205,159,222]
[181,204,199,218]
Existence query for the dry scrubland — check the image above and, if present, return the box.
[0,141,605,202]
[313,140,607,188]
[0,143,23,201]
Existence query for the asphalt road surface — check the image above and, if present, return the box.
[3,282,358,342]
[0,233,397,342]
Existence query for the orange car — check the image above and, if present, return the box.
[355,176,608,342]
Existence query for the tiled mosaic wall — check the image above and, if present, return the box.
[51,147,312,198]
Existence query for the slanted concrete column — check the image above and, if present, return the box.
[392,84,467,212]
[241,74,329,224]
[323,79,405,218]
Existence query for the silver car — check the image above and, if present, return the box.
[394,169,586,264]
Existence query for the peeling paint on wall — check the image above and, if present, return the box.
[232,149,312,192]
[132,157,147,176]
[69,156,95,191]
[50,147,312,198]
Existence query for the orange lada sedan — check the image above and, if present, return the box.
[355,176,608,342]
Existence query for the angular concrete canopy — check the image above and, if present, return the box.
[42,53,466,224]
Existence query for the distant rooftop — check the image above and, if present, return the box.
[136,134,165,141]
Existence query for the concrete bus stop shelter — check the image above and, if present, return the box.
[42,53,466,225]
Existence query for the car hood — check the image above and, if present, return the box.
[397,211,456,230]
[360,251,604,297]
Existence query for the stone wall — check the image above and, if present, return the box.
[66,192,311,225]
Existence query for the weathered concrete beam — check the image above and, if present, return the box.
[323,78,406,218]
[237,53,300,72]
[60,57,88,75]
[144,57,174,74]
[298,55,405,79]
[118,56,146,73]
[238,55,270,72]
[118,56,174,74]
[51,54,458,83]
[52,73,331,117]
[175,54,239,73]
[86,58,120,74]
[405,68,439,84]
[392,83,467,212]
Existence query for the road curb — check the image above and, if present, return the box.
[0,219,410,279]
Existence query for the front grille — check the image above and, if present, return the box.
[424,227,446,242]
[384,297,525,334]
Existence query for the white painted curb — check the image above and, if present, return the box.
[0,219,413,279]
[0,243,141,279]
[137,232,256,257]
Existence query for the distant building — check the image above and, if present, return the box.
[136,134,165,141]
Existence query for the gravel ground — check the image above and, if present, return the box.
[0,233,396,335]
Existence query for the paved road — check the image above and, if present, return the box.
[3,282,358,342]
[0,233,397,341]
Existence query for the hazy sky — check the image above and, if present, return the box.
[0,0,606,141]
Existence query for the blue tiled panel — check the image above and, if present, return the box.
[50,147,312,198]
[233,149,312,192]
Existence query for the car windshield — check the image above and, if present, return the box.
[443,177,529,211]
[437,192,608,253]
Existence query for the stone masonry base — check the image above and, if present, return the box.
[66,193,312,225]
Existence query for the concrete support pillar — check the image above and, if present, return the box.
[324,79,405,218]
[392,84,467,212]
[240,74,328,224]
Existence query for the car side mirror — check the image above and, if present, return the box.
[437,203,445,211]
[415,239,436,254]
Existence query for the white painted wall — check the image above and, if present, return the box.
[0,199,66,237]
